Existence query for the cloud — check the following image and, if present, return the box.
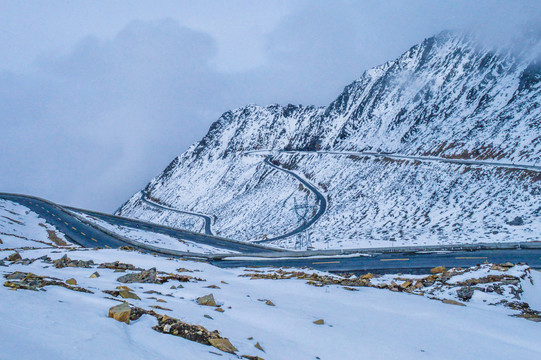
[0,19,230,211]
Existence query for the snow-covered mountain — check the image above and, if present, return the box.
[118,31,541,249]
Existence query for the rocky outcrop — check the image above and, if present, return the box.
[53,255,94,268]
[3,271,92,293]
[241,263,540,321]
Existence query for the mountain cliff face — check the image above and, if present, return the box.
[118,31,541,249]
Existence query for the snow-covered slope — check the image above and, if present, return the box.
[3,247,541,360]
[118,31,541,249]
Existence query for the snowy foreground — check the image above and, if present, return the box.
[1,247,541,359]
[2,199,541,359]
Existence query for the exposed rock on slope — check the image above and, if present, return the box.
[118,31,541,249]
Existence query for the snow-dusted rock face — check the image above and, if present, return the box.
[118,31,541,249]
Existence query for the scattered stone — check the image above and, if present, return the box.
[7,252,22,262]
[53,254,93,268]
[490,264,508,271]
[242,265,535,321]
[344,287,359,291]
[89,271,100,278]
[254,342,265,352]
[119,246,136,251]
[176,267,193,273]
[157,299,167,303]
[204,314,213,320]
[442,299,466,306]
[119,290,141,300]
[153,313,223,347]
[242,356,264,360]
[247,337,253,340]
[265,300,275,306]
[66,278,77,285]
[360,273,374,280]
[507,301,541,321]
[117,268,158,283]
[313,319,324,325]
[400,280,413,289]
[143,290,163,295]
[5,271,27,280]
[99,261,137,271]
[116,285,134,291]
[170,285,176,289]
[507,216,524,226]
[46,230,68,246]
[215,308,225,313]
[103,290,120,297]
[209,338,238,354]
[108,302,131,324]
[209,351,223,356]
[205,285,221,289]
[4,272,92,293]
[430,266,446,274]
[198,293,217,307]
[149,305,172,311]
[117,268,196,284]
[221,281,228,284]
[129,306,156,321]
[456,287,474,302]
[0,260,6,267]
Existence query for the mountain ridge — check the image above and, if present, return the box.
[118,30,541,249]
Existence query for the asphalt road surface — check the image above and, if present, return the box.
[72,207,276,254]
[0,193,277,254]
[215,248,541,274]
[2,193,540,274]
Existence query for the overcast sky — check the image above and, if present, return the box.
[1,1,540,212]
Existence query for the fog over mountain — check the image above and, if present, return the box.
[1,1,540,211]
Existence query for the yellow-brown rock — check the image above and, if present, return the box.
[442,299,466,306]
[119,290,140,300]
[197,293,217,307]
[209,338,238,354]
[108,302,131,324]
[430,266,446,274]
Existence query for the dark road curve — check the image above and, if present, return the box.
[0,193,279,255]
[253,156,328,243]
[139,191,214,235]
[71,206,276,254]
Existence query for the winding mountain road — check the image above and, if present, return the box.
[140,191,214,235]
[1,192,540,273]
[253,156,327,243]
[0,193,276,255]
[279,150,541,173]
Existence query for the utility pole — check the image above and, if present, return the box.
[291,195,312,250]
